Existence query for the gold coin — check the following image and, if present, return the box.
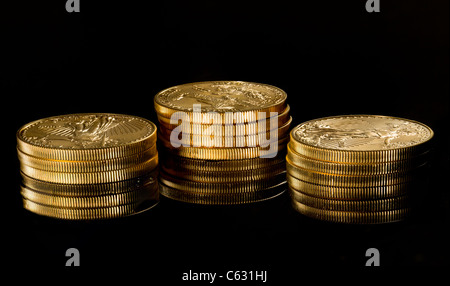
[287,143,429,175]
[20,156,158,184]
[159,117,291,148]
[286,159,424,187]
[21,183,158,208]
[291,200,410,224]
[159,171,287,194]
[17,145,157,173]
[289,188,410,212]
[154,81,287,123]
[157,105,291,135]
[161,161,286,183]
[159,181,286,205]
[22,199,158,220]
[21,171,158,196]
[158,135,289,160]
[286,174,419,200]
[159,151,286,172]
[17,113,157,161]
[290,115,433,163]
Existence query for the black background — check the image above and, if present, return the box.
[2,0,449,281]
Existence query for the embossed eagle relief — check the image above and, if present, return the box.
[298,121,420,150]
[31,115,145,148]
[171,83,271,111]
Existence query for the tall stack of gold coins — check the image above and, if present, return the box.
[16,113,159,220]
[154,81,291,204]
[287,115,433,224]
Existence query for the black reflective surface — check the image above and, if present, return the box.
[3,0,448,281]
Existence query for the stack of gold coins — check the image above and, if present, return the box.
[16,113,159,220]
[154,81,291,204]
[287,115,433,224]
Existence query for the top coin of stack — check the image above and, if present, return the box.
[287,115,433,224]
[17,113,159,220]
[154,81,291,204]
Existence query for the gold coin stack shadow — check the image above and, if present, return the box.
[17,113,159,220]
[154,81,292,204]
[287,115,434,224]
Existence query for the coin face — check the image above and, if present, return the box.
[18,113,156,149]
[154,81,287,113]
[292,115,433,151]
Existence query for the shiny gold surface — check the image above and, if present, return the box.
[17,113,160,219]
[286,159,423,187]
[289,115,433,163]
[160,117,291,148]
[161,161,286,183]
[160,152,286,172]
[289,188,410,212]
[154,81,287,121]
[292,115,433,151]
[154,81,289,205]
[286,174,417,200]
[287,115,432,223]
[17,113,157,160]
[20,172,158,196]
[157,104,291,134]
[23,199,158,220]
[159,181,286,205]
[159,171,286,194]
[287,143,429,175]
[17,145,158,173]
[159,135,288,160]
[291,200,410,224]
[21,183,158,208]
[20,156,158,184]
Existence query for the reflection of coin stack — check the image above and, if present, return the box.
[17,113,159,220]
[154,81,291,204]
[287,115,433,224]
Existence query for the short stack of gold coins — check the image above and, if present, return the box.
[287,115,433,224]
[154,81,291,204]
[16,113,159,220]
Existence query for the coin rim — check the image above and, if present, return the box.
[291,200,410,224]
[154,81,288,116]
[287,144,430,175]
[289,115,433,162]
[161,160,286,183]
[17,145,158,173]
[22,198,159,220]
[289,187,411,211]
[20,156,159,184]
[158,135,289,160]
[21,184,159,208]
[161,117,292,147]
[286,173,420,200]
[20,171,158,196]
[157,104,291,131]
[286,159,425,187]
[159,150,286,172]
[159,181,286,205]
[17,113,157,160]
[159,171,287,193]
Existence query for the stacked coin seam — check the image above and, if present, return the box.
[154,81,291,204]
[17,113,160,220]
[287,115,433,224]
